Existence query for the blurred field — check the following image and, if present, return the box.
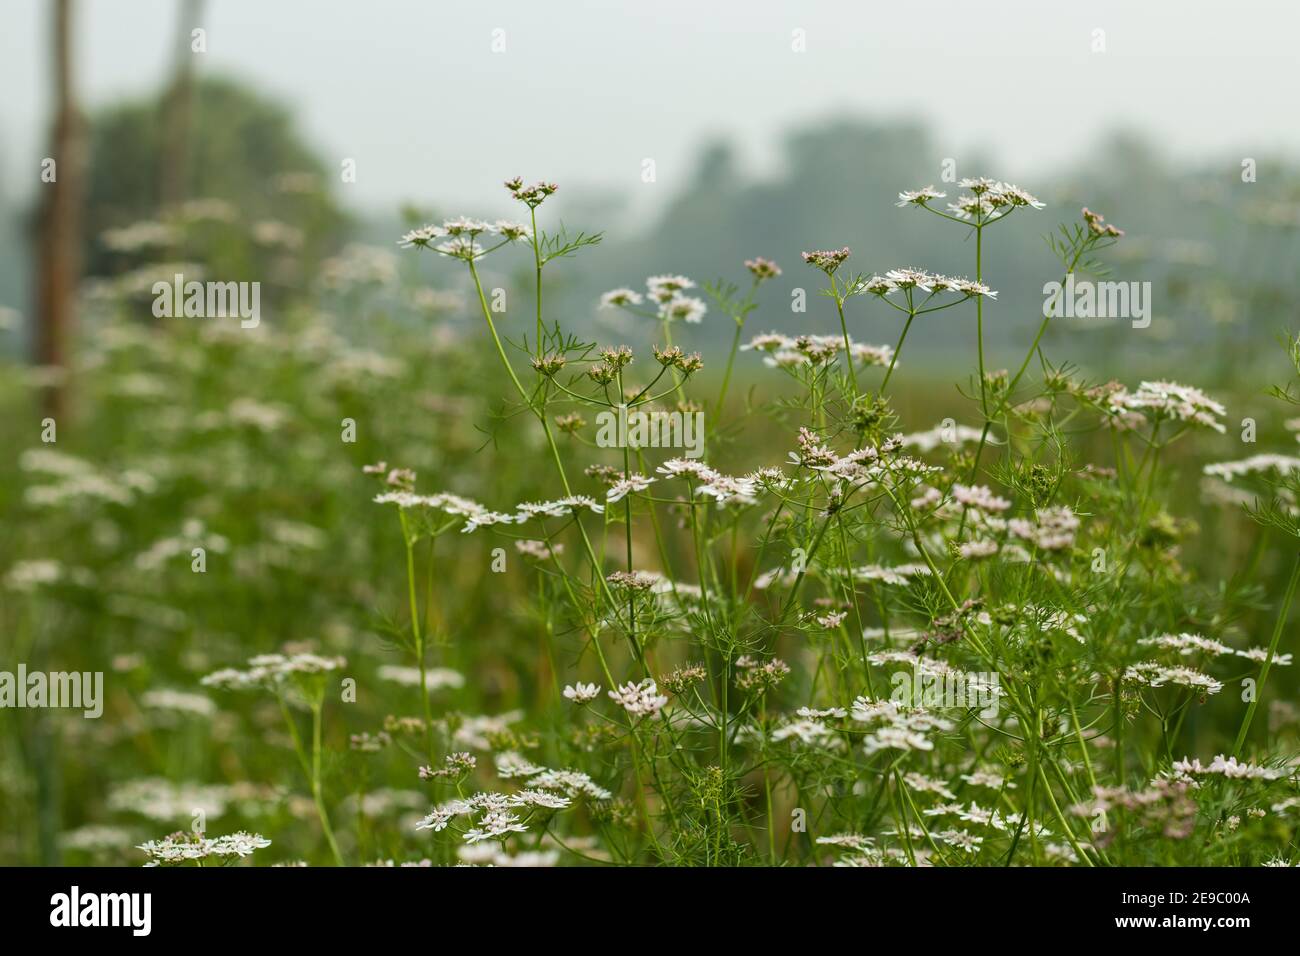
[2,263,1297,864]
[5,52,1300,865]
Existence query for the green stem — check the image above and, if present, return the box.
[281,696,343,867]
[400,512,435,761]
[975,225,986,416]
[835,292,859,395]
[1232,550,1300,756]
[880,310,916,394]
[530,207,543,351]
[715,320,744,418]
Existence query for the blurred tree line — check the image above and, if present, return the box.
[11,0,1300,395]
[18,0,346,419]
[552,124,1300,387]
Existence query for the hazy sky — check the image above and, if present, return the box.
[3,0,1297,217]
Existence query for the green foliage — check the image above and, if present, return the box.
[84,76,348,278]
[3,170,1300,869]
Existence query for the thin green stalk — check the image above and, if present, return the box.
[715,320,745,418]
[879,310,916,394]
[975,224,987,416]
[1232,550,1300,756]
[835,291,859,395]
[310,701,345,867]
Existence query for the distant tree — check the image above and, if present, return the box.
[159,0,207,215]
[33,0,86,418]
[83,76,348,279]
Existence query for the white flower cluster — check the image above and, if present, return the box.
[900,421,988,453]
[1002,605,1087,643]
[851,695,955,754]
[526,769,614,799]
[137,831,271,865]
[140,689,217,717]
[1103,381,1227,434]
[608,679,669,717]
[905,772,956,799]
[962,770,1014,790]
[1139,632,1292,666]
[562,682,601,703]
[376,486,606,534]
[3,559,96,592]
[489,752,613,800]
[600,274,707,324]
[896,177,1045,220]
[852,563,932,586]
[511,496,606,523]
[376,664,466,690]
[772,718,842,747]
[790,429,940,490]
[1204,453,1300,482]
[1008,505,1080,551]
[108,778,248,821]
[952,484,1012,514]
[373,488,492,517]
[742,332,896,369]
[398,217,531,258]
[816,833,875,853]
[450,711,525,750]
[200,653,346,691]
[858,268,997,299]
[896,186,947,206]
[135,519,229,571]
[19,448,157,509]
[925,802,1046,836]
[415,788,569,844]
[654,458,763,505]
[515,538,563,561]
[1171,755,1288,782]
[1123,661,1224,695]
[605,473,656,503]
